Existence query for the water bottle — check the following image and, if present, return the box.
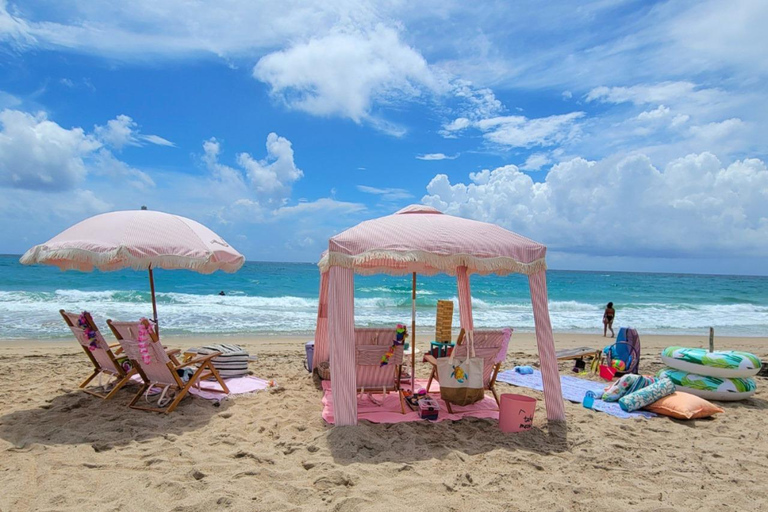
[583,390,596,409]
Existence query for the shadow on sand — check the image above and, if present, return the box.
[0,385,226,450]
[325,416,568,465]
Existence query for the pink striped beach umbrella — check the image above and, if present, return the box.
[20,209,245,333]
[314,204,565,426]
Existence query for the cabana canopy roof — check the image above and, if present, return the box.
[318,205,547,276]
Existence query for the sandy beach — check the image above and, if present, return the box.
[1,332,766,512]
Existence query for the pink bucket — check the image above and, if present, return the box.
[499,394,536,433]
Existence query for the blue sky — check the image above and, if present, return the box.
[1,0,767,275]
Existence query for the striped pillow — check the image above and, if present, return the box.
[192,344,251,378]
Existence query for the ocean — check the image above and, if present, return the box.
[1,254,767,339]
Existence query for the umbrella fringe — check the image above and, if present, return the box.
[319,250,547,276]
[20,246,243,274]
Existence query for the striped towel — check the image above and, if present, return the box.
[190,344,252,378]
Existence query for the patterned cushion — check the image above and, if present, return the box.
[619,377,675,412]
[602,374,657,402]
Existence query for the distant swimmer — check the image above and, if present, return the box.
[219,291,226,296]
[603,302,615,338]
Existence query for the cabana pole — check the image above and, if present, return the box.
[411,272,416,390]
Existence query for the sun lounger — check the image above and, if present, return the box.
[60,309,135,400]
[107,318,229,413]
[425,328,513,413]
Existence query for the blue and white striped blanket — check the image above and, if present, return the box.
[496,369,656,419]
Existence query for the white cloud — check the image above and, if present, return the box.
[586,82,699,105]
[254,25,438,126]
[94,114,173,149]
[91,149,155,190]
[636,105,670,121]
[422,152,768,258]
[474,112,585,148]
[356,185,413,200]
[141,134,175,147]
[521,153,551,171]
[202,133,304,207]
[0,109,100,190]
[416,153,457,161]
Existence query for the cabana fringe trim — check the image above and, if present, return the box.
[20,246,244,274]
[319,250,547,276]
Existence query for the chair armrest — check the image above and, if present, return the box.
[423,354,438,366]
[165,348,181,356]
[176,352,222,368]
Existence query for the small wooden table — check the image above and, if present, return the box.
[556,347,602,373]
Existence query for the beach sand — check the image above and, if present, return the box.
[1,332,766,512]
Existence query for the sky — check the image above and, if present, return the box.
[0,0,767,275]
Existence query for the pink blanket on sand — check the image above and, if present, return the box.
[321,379,499,424]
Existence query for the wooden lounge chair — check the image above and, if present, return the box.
[355,327,406,414]
[107,318,229,413]
[60,309,135,399]
[425,328,513,413]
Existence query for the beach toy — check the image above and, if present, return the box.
[661,346,761,378]
[612,359,626,372]
[599,364,616,381]
[514,365,534,375]
[582,390,596,409]
[418,396,440,421]
[499,394,536,433]
[657,368,756,401]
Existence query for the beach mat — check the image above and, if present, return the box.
[189,376,271,400]
[129,375,271,401]
[496,369,656,419]
[321,379,499,424]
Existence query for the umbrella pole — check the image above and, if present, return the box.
[411,272,416,391]
[148,266,159,337]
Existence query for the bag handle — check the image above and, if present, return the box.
[449,328,475,364]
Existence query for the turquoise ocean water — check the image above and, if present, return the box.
[1,254,767,339]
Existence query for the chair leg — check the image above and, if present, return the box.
[490,386,500,407]
[79,370,100,389]
[206,362,229,394]
[399,390,406,415]
[426,367,436,393]
[445,400,453,414]
[103,373,131,400]
[128,383,150,408]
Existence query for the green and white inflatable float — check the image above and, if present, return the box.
[661,346,762,378]
[658,368,757,401]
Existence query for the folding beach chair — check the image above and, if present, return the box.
[425,328,513,413]
[60,309,135,400]
[354,327,406,414]
[107,318,229,413]
[603,327,641,376]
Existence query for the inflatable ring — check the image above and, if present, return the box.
[658,368,756,401]
[661,346,761,378]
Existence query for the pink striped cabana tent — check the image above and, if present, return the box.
[314,204,566,426]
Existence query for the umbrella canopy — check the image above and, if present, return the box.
[21,210,244,273]
[318,204,547,276]
[20,210,245,333]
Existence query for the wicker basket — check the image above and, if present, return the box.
[317,361,331,380]
[435,300,454,342]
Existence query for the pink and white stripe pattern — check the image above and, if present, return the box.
[316,204,566,426]
[528,270,566,421]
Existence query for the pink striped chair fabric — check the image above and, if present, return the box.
[354,327,404,390]
[60,309,134,399]
[107,319,229,413]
